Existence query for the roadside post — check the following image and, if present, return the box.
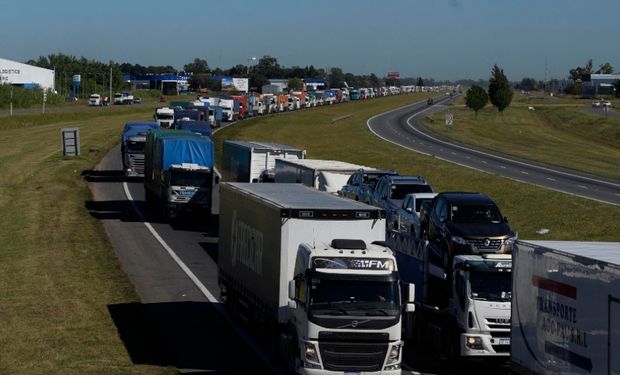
[445,111,454,126]
[61,128,80,157]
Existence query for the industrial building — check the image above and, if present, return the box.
[0,57,55,90]
[581,73,620,98]
[124,73,190,95]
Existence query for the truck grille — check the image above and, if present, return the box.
[129,155,145,175]
[318,332,388,372]
[488,319,511,353]
[468,238,503,250]
[486,317,510,329]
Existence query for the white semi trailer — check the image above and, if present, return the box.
[511,240,620,375]
[218,183,411,374]
[274,159,377,194]
[221,140,306,183]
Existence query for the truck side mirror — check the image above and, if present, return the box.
[408,283,415,303]
[405,283,415,312]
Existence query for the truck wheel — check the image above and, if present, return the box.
[286,331,299,374]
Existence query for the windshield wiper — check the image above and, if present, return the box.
[366,309,390,316]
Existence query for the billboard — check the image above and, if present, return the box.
[222,77,249,93]
[387,71,400,79]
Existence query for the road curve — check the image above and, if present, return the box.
[367,96,620,206]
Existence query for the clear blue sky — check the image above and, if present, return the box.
[1,0,618,81]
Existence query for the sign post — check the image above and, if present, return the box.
[445,112,454,126]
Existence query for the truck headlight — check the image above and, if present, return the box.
[304,343,320,365]
[385,344,402,365]
[465,336,484,350]
[451,235,468,245]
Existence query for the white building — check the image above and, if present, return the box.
[0,57,55,90]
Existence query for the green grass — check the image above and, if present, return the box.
[425,93,620,180]
[0,109,174,374]
[215,94,620,241]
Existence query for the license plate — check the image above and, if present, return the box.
[499,338,510,345]
[179,190,194,196]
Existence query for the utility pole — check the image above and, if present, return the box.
[109,66,112,104]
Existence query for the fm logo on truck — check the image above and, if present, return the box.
[313,257,394,271]
[230,210,264,275]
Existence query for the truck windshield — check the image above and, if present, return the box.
[126,140,145,153]
[170,171,210,186]
[469,271,511,302]
[309,278,399,315]
[157,115,174,121]
[451,204,503,224]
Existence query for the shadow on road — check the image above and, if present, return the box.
[82,169,128,183]
[108,301,274,374]
[403,346,510,375]
[84,198,217,232]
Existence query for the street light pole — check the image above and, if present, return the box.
[247,56,256,75]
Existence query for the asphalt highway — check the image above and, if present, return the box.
[368,96,620,206]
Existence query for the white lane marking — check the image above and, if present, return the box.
[521,171,529,175]
[123,182,284,375]
[500,165,507,169]
[403,112,620,190]
[578,185,589,190]
[547,177,556,181]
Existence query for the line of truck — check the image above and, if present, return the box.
[221,148,620,375]
[117,95,620,374]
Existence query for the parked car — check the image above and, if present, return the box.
[592,100,601,107]
[371,175,433,229]
[133,96,142,104]
[419,192,516,268]
[395,192,438,237]
[338,168,398,204]
[602,100,613,108]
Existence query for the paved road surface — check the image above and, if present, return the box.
[368,96,620,206]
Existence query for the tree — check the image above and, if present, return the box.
[569,59,593,81]
[327,67,345,88]
[416,77,424,87]
[488,65,513,113]
[519,77,537,91]
[465,85,488,118]
[597,62,614,74]
[288,77,304,91]
[183,58,210,74]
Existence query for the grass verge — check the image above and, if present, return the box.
[0,110,174,374]
[426,94,620,180]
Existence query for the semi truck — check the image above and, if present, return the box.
[511,240,620,375]
[388,231,512,360]
[120,122,159,177]
[219,98,239,121]
[218,183,410,374]
[114,92,134,105]
[144,129,215,220]
[175,120,213,137]
[155,107,175,128]
[274,159,374,194]
[221,140,306,183]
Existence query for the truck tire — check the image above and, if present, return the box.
[287,332,299,375]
